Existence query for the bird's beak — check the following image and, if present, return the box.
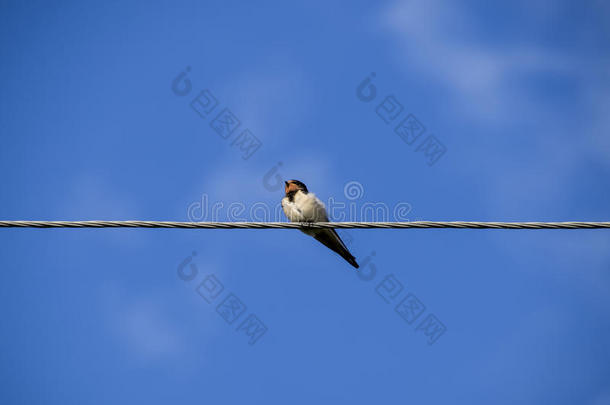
[284,181,289,186]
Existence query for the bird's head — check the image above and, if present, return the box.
[284,179,308,196]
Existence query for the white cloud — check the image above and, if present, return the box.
[100,283,187,363]
[218,58,313,143]
[59,173,139,218]
[592,389,610,405]
[378,0,610,296]
[378,0,610,200]
[378,0,577,121]
[57,173,150,246]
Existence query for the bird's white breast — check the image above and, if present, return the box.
[295,191,328,221]
[282,191,328,223]
[281,197,304,222]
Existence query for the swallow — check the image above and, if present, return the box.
[281,180,359,268]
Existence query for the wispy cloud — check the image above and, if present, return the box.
[100,283,186,364]
[378,0,578,122]
[378,0,610,196]
[218,58,313,145]
[378,0,610,292]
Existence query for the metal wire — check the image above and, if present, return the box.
[0,220,609,229]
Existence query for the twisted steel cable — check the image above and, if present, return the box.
[0,220,609,229]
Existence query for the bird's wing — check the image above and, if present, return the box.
[307,196,359,268]
[313,229,359,269]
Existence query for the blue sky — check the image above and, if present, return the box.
[1,0,609,403]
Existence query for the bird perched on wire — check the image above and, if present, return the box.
[281,180,359,268]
